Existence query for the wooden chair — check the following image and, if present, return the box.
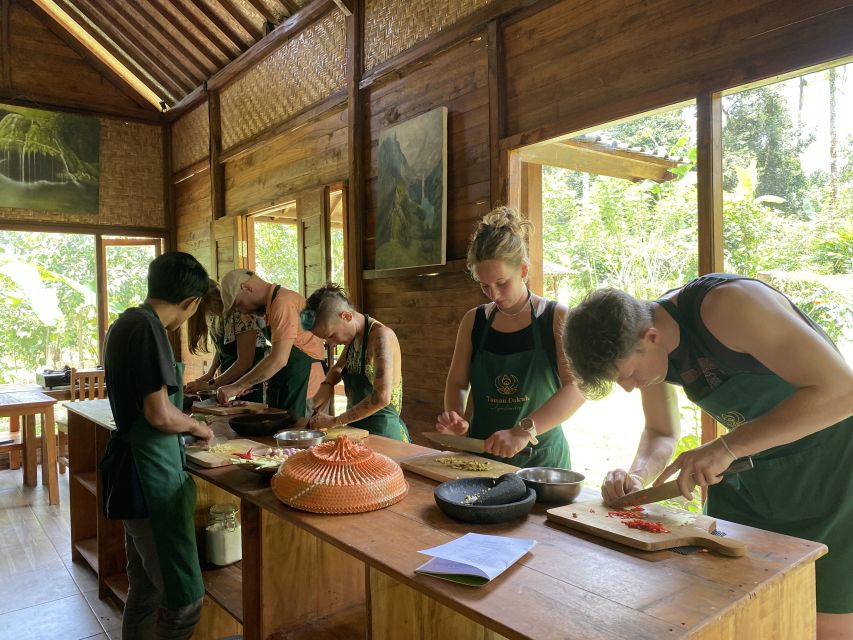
[57,368,106,473]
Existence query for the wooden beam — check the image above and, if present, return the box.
[172,158,210,184]
[487,19,504,207]
[191,0,251,51]
[165,84,208,122]
[1,0,11,89]
[244,0,279,25]
[696,90,724,275]
[147,0,224,69]
[276,0,300,17]
[170,0,235,60]
[208,89,225,220]
[163,123,176,251]
[524,163,543,296]
[332,0,352,17]
[128,0,212,81]
[219,90,346,162]
[0,219,168,236]
[207,0,334,91]
[80,0,195,96]
[345,0,363,309]
[20,0,163,110]
[217,0,265,41]
[0,87,162,123]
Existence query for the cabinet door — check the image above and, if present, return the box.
[297,187,331,297]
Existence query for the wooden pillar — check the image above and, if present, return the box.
[0,0,11,90]
[696,90,724,446]
[163,123,176,251]
[208,89,225,221]
[345,0,364,309]
[487,19,506,207]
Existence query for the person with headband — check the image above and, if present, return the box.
[215,269,325,417]
[435,207,584,468]
[301,284,410,442]
[562,274,853,636]
[183,278,267,402]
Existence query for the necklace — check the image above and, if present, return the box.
[497,289,532,317]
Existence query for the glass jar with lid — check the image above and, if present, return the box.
[205,504,242,566]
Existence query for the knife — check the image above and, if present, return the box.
[608,456,754,508]
[422,431,533,458]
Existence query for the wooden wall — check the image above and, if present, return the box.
[171,0,853,440]
[0,1,166,231]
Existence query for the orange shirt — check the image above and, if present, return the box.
[264,285,325,397]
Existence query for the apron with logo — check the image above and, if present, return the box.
[101,304,204,609]
[659,294,853,613]
[340,315,410,441]
[469,303,570,469]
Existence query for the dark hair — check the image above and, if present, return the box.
[187,279,223,355]
[147,252,208,303]
[302,283,352,330]
[562,288,654,399]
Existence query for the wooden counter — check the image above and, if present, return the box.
[66,400,826,639]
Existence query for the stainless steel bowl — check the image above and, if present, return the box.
[273,429,325,448]
[516,467,585,504]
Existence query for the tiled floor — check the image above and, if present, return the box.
[0,465,123,640]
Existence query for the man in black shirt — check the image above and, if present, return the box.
[101,252,213,640]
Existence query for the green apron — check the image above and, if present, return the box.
[341,315,410,441]
[469,303,570,469]
[212,331,265,403]
[262,285,321,417]
[101,306,204,610]
[659,298,853,613]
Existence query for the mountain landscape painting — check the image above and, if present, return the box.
[376,106,447,270]
[0,103,100,214]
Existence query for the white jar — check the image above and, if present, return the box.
[205,504,242,566]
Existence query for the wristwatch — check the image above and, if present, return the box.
[517,417,539,445]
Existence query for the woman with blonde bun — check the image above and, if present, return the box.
[435,207,584,468]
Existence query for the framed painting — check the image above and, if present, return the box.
[0,103,100,214]
[376,106,447,270]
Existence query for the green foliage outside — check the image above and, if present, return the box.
[253,221,300,292]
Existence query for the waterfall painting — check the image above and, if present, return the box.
[376,106,447,270]
[0,103,100,214]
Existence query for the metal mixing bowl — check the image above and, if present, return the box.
[516,467,585,504]
[273,429,325,448]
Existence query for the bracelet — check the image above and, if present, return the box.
[628,472,645,488]
[718,435,738,461]
[320,381,333,388]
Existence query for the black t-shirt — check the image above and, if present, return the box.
[104,305,178,432]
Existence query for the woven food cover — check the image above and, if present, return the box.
[271,436,408,514]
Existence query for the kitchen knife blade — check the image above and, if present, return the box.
[422,431,533,458]
[608,456,754,508]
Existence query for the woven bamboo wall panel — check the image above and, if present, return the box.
[171,101,210,172]
[0,120,165,228]
[364,0,494,71]
[220,10,346,150]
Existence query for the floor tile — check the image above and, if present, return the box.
[0,518,49,550]
[83,589,124,633]
[0,537,64,577]
[65,558,100,592]
[0,564,80,615]
[0,593,103,640]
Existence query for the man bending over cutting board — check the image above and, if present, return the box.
[563,273,853,639]
[101,252,214,640]
[215,269,326,418]
[301,283,410,442]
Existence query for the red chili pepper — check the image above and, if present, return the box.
[607,510,646,519]
[235,448,254,460]
[622,519,670,534]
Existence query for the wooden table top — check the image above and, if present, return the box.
[0,383,71,401]
[0,389,58,415]
[69,402,828,639]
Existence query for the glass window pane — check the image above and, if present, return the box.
[105,242,158,326]
[253,220,300,292]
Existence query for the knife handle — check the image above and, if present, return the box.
[721,456,753,475]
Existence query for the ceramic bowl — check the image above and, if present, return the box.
[434,478,536,524]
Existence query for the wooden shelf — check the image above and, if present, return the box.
[75,471,97,496]
[75,537,98,573]
[275,605,367,640]
[104,573,129,605]
[203,562,243,623]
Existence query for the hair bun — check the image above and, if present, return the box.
[479,206,530,237]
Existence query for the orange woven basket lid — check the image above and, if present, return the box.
[271,436,408,514]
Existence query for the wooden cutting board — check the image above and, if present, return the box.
[400,452,519,483]
[185,438,267,468]
[547,499,747,557]
[192,401,267,416]
[323,426,369,441]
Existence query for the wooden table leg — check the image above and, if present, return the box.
[23,414,37,487]
[42,410,59,505]
[8,415,21,469]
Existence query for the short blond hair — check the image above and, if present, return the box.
[466,206,532,271]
